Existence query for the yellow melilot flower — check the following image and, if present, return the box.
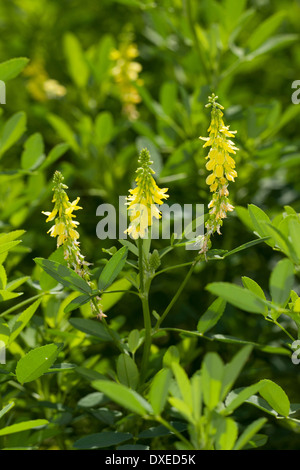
[24,60,66,102]
[110,41,143,121]
[126,148,169,239]
[199,94,238,255]
[43,171,105,319]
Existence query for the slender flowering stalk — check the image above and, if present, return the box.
[199,94,238,256]
[125,148,169,239]
[43,171,105,319]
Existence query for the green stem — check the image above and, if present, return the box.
[0,293,49,317]
[138,238,144,292]
[140,293,152,384]
[153,261,194,278]
[155,258,198,330]
[156,416,194,449]
[92,298,124,353]
[137,237,152,386]
[273,319,296,343]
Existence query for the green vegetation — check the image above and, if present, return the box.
[0,0,300,451]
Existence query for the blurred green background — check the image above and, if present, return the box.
[0,0,300,449]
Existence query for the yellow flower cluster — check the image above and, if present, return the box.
[43,171,82,254]
[24,60,66,102]
[199,94,238,255]
[126,149,169,239]
[110,42,143,121]
[43,171,105,319]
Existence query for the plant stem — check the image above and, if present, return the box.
[0,293,49,317]
[138,238,144,292]
[140,292,152,384]
[156,416,194,449]
[273,319,296,343]
[138,237,152,385]
[155,258,198,330]
[92,298,124,353]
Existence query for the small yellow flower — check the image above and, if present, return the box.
[24,60,66,102]
[126,148,169,239]
[110,40,143,121]
[199,94,238,256]
[43,171,105,319]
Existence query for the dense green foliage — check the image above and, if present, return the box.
[0,0,300,450]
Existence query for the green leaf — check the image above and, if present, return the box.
[73,431,132,450]
[160,81,178,117]
[0,402,15,420]
[206,282,268,314]
[0,230,25,245]
[63,32,89,88]
[233,418,267,450]
[214,416,238,450]
[98,247,128,291]
[94,111,114,146]
[138,422,187,439]
[127,329,141,354]
[259,379,290,417]
[168,397,193,422]
[224,238,269,258]
[47,114,79,154]
[248,204,274,247]
[34,258,92,294]
[0,112,27,158]
[91,34,114,81]
[247,11,286,50]
[163,345,180,367]
[40,142,70,170]
[225,379,290,416]
[242,276,266,300]
[39,247,67,292]
[269,258,294,307]
[191,373,202,420]
[0,57,29,81]
[201,352,224,410]
[262,223,298,263]
[15,343,62,384]
[197,297,226,334]
[171,362,193,410]
[92,380,153,416]
[0,240,21,256]
[116,353,139,389]
[221,345,253,400]
[0,419,48,437]
[8,299,41,345]
[288,217,300,261]
[64,293,91,313]
[149,368,172,415]
[21,133,45,170]
[246,34,298,61]
[0,290,22,302]
[69,318,112,342]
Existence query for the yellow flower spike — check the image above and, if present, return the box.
[199,94,238,257]
[43,171,105,320]
[110,39,143,121]
[125,148,169,239]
